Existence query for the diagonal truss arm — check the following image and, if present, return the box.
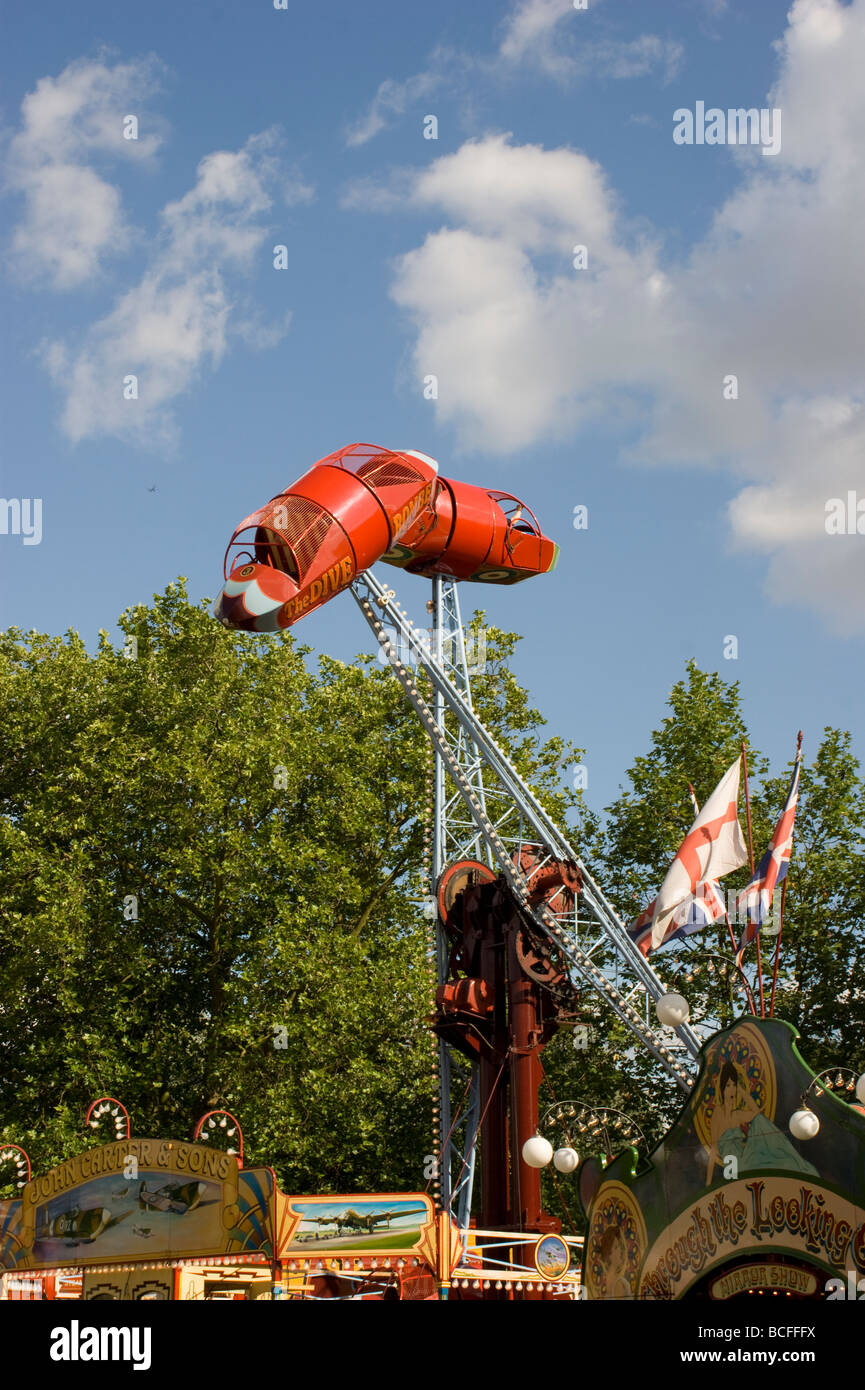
[352,570,700,1093]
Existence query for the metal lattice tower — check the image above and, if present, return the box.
[351,569,701,1232]
[430,578,484,1225]
[430,577,491,872]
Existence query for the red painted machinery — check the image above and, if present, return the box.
[215,442,558,633]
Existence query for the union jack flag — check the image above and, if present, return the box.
[630,879,727,957]
[735,747,801,965]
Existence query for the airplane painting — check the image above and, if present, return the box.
[31,1170,226,1265]
[137,1180,210,1215]
[303,1206,427,1237]
[287,1194,434,1253]
[34,1204,130,1247]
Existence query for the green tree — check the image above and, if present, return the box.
[0,582,583,1201]
[537,660,762,1184]
[538,660,865,1209]
[0,582,434,1192]
[765,728,865,1071]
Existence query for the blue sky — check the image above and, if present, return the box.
[2,0,863,812]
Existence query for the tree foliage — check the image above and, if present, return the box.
[538,662,865,1225]
[0,582,434,1192]
[1,596,861,1221]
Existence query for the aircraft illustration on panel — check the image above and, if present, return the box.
[35,1204,130,1246]
[303,1205,428,1237]
[137,1180,210,1215]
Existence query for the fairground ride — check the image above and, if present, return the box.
[215,442,702,1259]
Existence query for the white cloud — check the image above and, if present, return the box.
[159,133,281,269]
[408,134,616,250]
[5,55,165,289]
[498,3,683,84]
[498,0,577,78]
[10,54,164,165]
[726,398,865,635]
[41,129,292,446]
[232,309,294,351]
[377,0,865,632]
[346,69,444,147]
[282,174,316,206]
[584,35,684,83]
[387,133,668,452]
[346,3,681,147]
[44,272,231,447]
[11,164,128,289]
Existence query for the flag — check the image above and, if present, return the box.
[735,748,801,965]
[665,786,726,945]
[628,758,749,954]
[666,878,727,944]
[630,879,726,956]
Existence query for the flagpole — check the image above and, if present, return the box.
[769,730,802,1018]
[769,880,787,1019]
[741,743,764,1017]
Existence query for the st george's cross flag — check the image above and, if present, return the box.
[628,758,749,955]
[735,748,802,966]
[661,784,727,948]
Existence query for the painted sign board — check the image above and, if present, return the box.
[278,1192,436,1263]
[579,1019,865,1299]
[0,1142,275,1271]
[1,1144,449,1287]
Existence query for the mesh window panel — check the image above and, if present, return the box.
[355,459,423,489]
[293,511,333,575]
[257,497,334,579]
[272,496,321,543]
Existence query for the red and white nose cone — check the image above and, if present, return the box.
[215,563,296,632]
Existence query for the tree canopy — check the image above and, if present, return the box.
[1,593,862,1218]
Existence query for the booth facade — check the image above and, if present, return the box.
[579,1019,865,1300]
[0,1138,449,1300]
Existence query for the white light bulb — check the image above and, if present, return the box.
[553,1146,579,1174]
[522,1135,553,1168]
[789,1108,820,1140]
[656,992,690,1028]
